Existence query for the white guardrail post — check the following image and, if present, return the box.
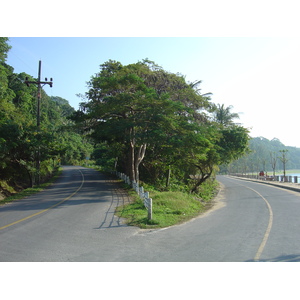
[143,191,152,220]
[144,197,152,220]
[115,172,153,220]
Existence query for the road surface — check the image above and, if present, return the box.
[1,167,300,261]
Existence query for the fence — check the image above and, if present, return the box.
[229,173,300,183]
[114,171,152,220]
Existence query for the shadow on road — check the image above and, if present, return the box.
[0,166,133,232]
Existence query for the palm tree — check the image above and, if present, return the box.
[212,103,239,126]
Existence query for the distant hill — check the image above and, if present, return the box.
[221,137,300,173]
[50,96,75,117]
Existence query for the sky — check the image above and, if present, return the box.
[2,0,300,148]
[6,37,300,148]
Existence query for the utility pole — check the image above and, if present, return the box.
[279,149,289,181]
[25,60,53,185]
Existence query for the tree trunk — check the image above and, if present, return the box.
[191,176,208,193]
[114,157,118,170]
[128,126,147,183]
[134,143,147,183]
[190,165,213,193]
[166,165,171,188]
[129,141,135,182]
[15,160,34,188]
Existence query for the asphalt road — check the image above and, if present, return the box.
[1,167,300,262]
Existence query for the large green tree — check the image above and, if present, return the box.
[79,60,211,184]
[173,103,249,192]
[74,59,250,193]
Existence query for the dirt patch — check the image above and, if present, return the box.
[0,192,5,201]
[0,186,14,199]
[0,180,29,203]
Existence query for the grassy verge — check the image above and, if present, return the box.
[249,169,300,175]
[115,180,219,229]
[0,167,63,205]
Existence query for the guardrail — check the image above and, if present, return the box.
[229,173,300,183]
[114,171,152,220]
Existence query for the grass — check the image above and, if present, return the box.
[115,181,219,229]
[251,169,300,175]
[0,167,63,205]
[279,169,300,175]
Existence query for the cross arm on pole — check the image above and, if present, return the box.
[24,79,53,87]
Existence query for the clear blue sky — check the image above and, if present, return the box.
[6,37,300,147]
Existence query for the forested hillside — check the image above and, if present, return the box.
[0,38,93,194]
[221,137,300,174]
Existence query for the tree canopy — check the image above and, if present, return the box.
[0,38,93,189]
[74,59,250,193]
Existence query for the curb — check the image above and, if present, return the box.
[228,175,300,193]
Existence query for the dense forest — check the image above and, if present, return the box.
[1,37,251,197]
[0,38,93,193]
[221,137,300,175]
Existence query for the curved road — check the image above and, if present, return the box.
[1,167,300,261]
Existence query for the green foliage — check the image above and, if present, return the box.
[91,143,116,171]
[217,125,250,164]
[197,178,219,201]
[0,167,62,205]
[0,38,11,62]
[115,178,219,228]
[0,38,94,190]
[50,96,75,117]
[116,190,204,229]
[76,58,250,193]
[212,103,239,126]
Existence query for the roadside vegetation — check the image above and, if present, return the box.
[0,38,93,194]
[115,179,219,229]
[0,167,62,205]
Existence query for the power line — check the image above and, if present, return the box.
[8,48,37,75]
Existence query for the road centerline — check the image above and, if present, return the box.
[0,169,85,231]
[236,182,274,261]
